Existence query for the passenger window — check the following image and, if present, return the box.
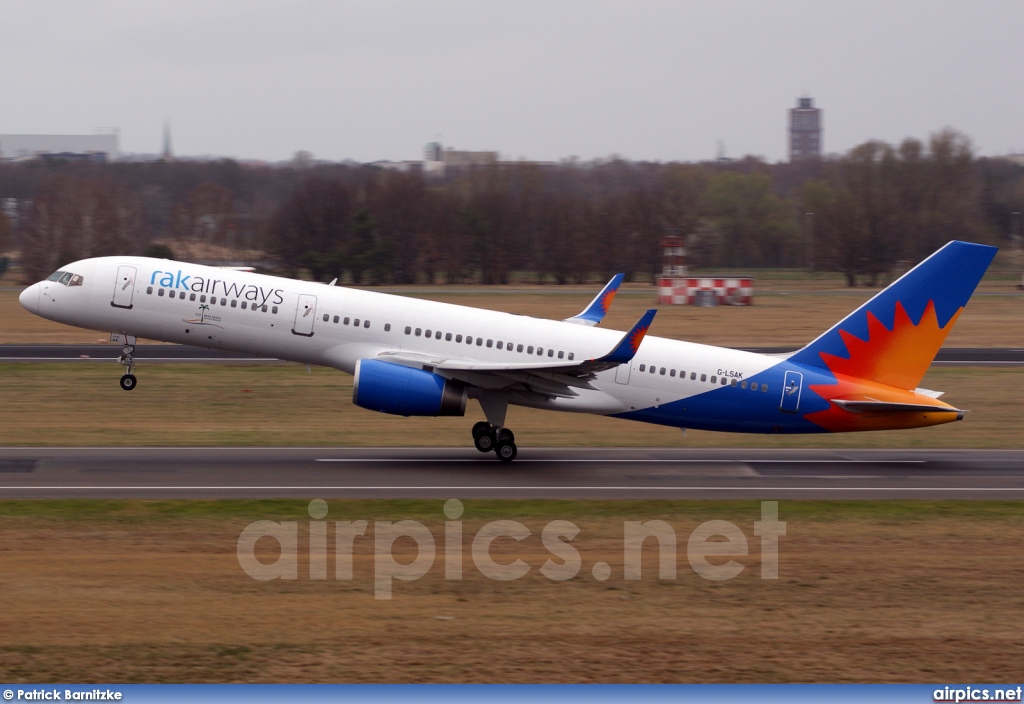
[710,376,717,384]
[721,377,727,385]
[190,293,196,302]
[466,336,473,344]
[231,299,237,308]
[537,347,543,355]
[518,344,524,353]
[147,286,153,294]
[762,385,768,392]
[496,341,503,350]
[200,295,206,303]
[426,330,432,337]
[751,382,758,391]
[558,351,564,359]
[486,339,493,348]
[700,374,707,382]
[385,324,392,332]
[344,317,350,325]
[548,349,554,357]
[740,381,747,389]
[527,346,534,354]
[568,353,574,360]
[690,372,696,380]
[241,301,247,309]
[445,333,452,341]
[221,298,227,306]
[366,321,371,329]
[159,289,166,297]
[660,367,666,375]
[670,369,676,377]
[272,306,278,314]
[333,315,339,323]
[476,338,483,346]
[456,335,463,343]
[731,378,737,386]
[405,326,411,334]
[323,314,329,322]
[354,319,360,326]
[415,328,422,336]
[261,305,268,312]
[639,364,646,372]
[650,366,655,374]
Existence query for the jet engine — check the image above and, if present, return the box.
[353,359,467,417]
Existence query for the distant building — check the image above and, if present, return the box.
[788,97,822,162]
[423,142,498,177]
[0,132,119,162]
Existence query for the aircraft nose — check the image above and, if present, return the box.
[19,283,40,314]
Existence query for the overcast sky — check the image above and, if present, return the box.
[2,1,1022,163]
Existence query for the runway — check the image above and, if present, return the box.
[1,344,1022,364]
[0,447,1022,499]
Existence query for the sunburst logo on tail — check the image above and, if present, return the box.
[599,288,617,314]
[628,325,649,354]
[805,299,962,432]
[817,300,959,390]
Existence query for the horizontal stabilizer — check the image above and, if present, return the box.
[564,273,624,326]
[831,399,962,414]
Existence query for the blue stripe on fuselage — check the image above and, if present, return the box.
[610,360,835,434]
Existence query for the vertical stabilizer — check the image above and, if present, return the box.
[789,241,997,390]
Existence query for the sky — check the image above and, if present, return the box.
[2,0,1022,164]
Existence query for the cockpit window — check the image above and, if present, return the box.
[46,270,84,286]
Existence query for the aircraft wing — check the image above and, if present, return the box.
[562,273,624,326]
[374,309,656,398]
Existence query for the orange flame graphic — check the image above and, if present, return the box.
[628,325,649,354]
[805,300,962,432]
[599,288,617,314]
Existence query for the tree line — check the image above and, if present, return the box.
[1,129,1020,286]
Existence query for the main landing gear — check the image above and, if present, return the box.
[117,335,138,391]
[472,421,517,463]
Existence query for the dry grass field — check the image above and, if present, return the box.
[0,363,1021,448]
[0,500,1022,683]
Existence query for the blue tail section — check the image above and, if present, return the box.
[789,240,997,372]
[564,273,624,326]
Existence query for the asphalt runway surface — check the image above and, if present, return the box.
[2,344,1022,364]
[0,447,1022,499]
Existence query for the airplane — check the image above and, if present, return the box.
[18,240,996,462]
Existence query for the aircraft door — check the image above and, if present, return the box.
[615,362,632,384]
[779,371,803,413]
[292,294,317,337]
[111,265,137,309]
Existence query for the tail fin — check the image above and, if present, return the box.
[789,241,997,390]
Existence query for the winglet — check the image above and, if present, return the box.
[590,308,657,367]
[564,273,624,326]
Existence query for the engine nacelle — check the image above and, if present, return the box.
[353,359,467,417]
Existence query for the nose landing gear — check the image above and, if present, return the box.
[471,421,518,463]
[117,335,138,391]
